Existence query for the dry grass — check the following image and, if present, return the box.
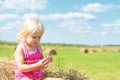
[0,57,14,80]
[0,57,89,80]
[44,68,89,80]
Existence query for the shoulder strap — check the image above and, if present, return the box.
[20,42,29,59]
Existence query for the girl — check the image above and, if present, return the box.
[14,18,53,80]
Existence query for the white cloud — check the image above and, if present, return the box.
[0,12,95,35]
[101,20,120,34]
[114,20,120,27]
[22,14,39,19]
[40,12,96,20]
[22,12,95,34]
[92,31,109,36]
[62,12,96,20]
[101,20,120,27]
[0,20,21,32]
[58,19,91,33]
[81,3,114,12]
[0,13,19,21]
[101,31,109,35]
[0,0,48,11]
[18,12,96,22]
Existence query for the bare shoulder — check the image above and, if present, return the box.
[14,43,24,58]
[14,43,25,64]
[15,44,23,54]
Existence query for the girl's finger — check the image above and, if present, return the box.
[43,60,49,65]
[42,57,48,63]
[44,64,48,68]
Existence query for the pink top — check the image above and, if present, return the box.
[15,43,44,80]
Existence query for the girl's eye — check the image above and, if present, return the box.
[32,36,36,38]
[32,36,40,39]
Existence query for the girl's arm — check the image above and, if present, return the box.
[14,44,48,72]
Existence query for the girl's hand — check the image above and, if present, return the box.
[41,56,53,68]
[46,55,53,63]
[37,57,49,69]
[37,56,53,69]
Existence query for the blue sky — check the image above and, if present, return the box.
[0,0,120,45]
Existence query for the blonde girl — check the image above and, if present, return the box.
[14,18,53,80]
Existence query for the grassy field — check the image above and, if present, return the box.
[0,41,120,80]
[52,47,120,80]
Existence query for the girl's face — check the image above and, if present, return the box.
[25,31,41,47]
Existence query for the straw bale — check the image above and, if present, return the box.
[44,48,57,55]
[80,48,88,53]
[89,48,96,53]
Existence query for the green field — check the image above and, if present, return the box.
[0,41,120,80]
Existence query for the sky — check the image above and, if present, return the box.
[0,0,120,45]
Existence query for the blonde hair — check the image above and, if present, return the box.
[17,18,44,42]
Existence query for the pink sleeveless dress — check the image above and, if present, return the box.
[15,43,44,80]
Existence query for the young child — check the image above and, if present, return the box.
[14,18,52,80]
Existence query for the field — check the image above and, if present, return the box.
[0,41,120,80]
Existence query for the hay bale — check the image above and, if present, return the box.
[114,48,120,52]
[89,48,96,53]
[97,47,106,52]
[117,48,120,52]
[99,48,105,52]
[44,48,57,55]
[0,57,14,80]
[80,48,88,53]
[112,48,119,52]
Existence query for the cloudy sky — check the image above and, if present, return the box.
[0,0,120,45]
